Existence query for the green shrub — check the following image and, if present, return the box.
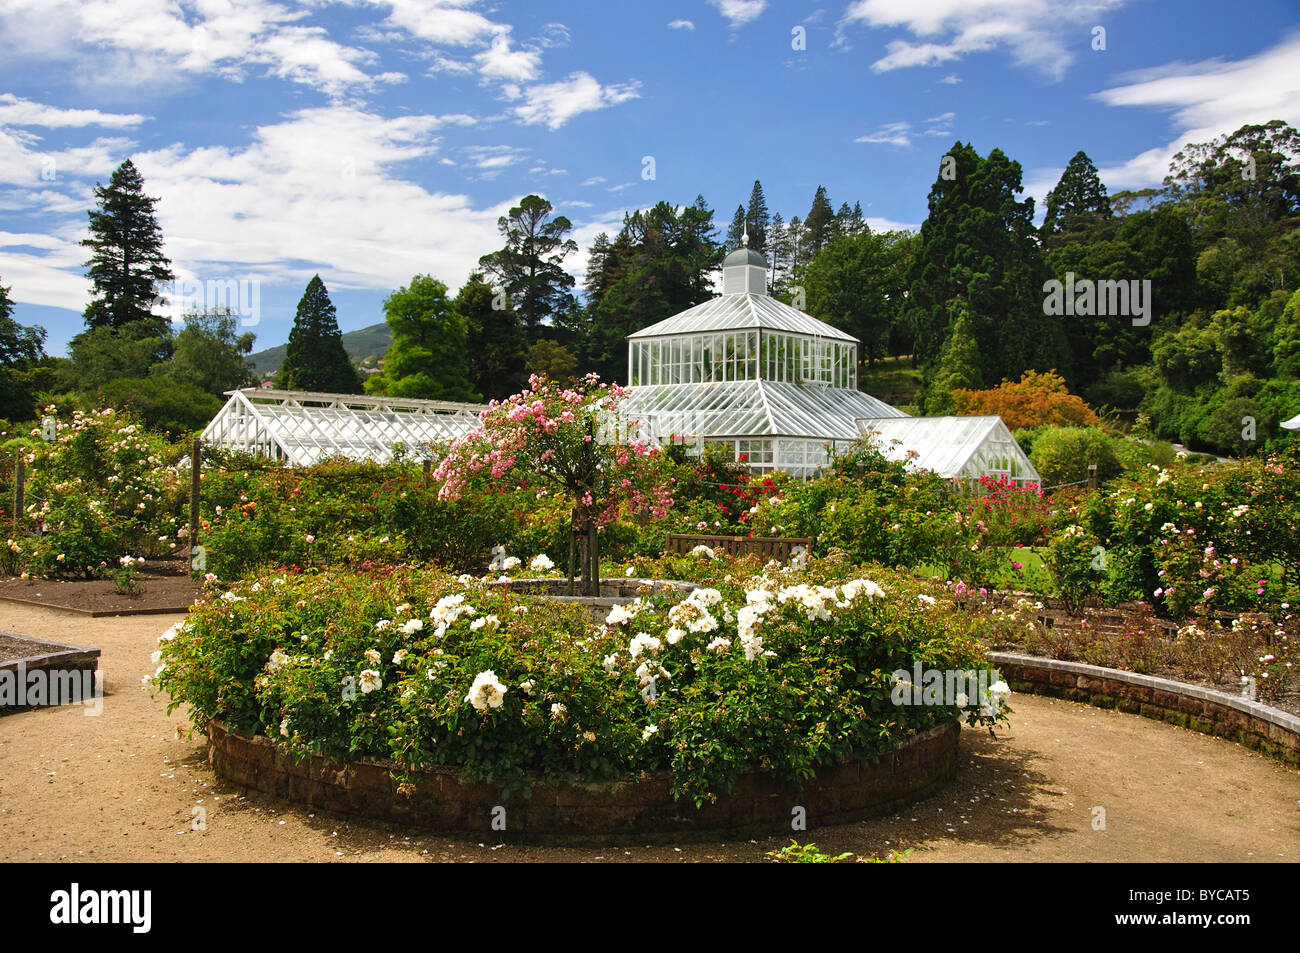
[1029,426,1123,488]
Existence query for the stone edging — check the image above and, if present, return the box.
[0,594,192,617]
[206,717,960,843]
[988,652,1300,768]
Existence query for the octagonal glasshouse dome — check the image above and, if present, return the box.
[619,236,1039,483]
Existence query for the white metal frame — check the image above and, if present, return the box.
[202,388,487,466]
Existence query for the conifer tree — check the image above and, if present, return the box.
[1041,151,1112,238]
[804,185,837,257]
[278,275,363,393]
[745,180,771,252]
[81,159,174,333]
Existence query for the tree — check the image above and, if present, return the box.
[152,309,254,396]
[745,180,771,252]
[725,204,747,251]
[803,230,913,370]
[1164,120,1300,248]
[768,212,792,294]
[369,275,479,402]
[1041,150,1112,239]
[81,159,174,333]
[907,142,1062,387]
[920,299,983,414]
[433,375,666,596]
[458,272,526,401]
[527,338,578,383]
[804,185,837,257]
[66,323,172,391]
[95,377,222,438]
[581,199,722,381]
[0,279,48,420]
[952,369,1102,431]
[478,195,577,336]
[278,275,362,393]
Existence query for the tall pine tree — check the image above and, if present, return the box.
[1041,150,1112,239]
[278,275,363,393]
[81,159,174,332]
[804,185,837,257]
[745,180,771,252]
[725,204,747,251]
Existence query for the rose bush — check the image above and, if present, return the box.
[151,558,1005,804]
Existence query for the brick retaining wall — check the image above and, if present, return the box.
[206,718,960,843]
[988,652,1300,768]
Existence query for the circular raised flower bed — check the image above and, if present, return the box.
[206,716,960,843]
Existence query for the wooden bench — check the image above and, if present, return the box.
[665,533,813,562]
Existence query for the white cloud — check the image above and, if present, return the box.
[466,144,529,170]
[369,0,505,47]
[1092,33,1300,190]
[668,19,695,31]
[0,105,513,321]
[427,55,473,74]
[513,73,641,130]
[0,95,146,130]
[865,216,918,233]
[581,176,606,186]
[839,0,1128,81]
[855,112,953,148]
[474,34,542,83]
[855,121,912,147]
[536,22,571,48]
[0,0,408,98]
[939,73,961,84]
[709,0,767,29]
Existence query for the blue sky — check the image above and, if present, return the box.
[1,0,1298,357]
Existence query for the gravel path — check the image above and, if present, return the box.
[1,603,1296,863]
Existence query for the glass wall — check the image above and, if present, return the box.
[630,332,856,388]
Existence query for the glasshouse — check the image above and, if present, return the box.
[619,241,907,477]
[855,415,1041,485]
[202,388,486,466]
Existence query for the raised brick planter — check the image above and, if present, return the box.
[206,718,960,843]
[0,632,101,715]
[989,652,1300,768]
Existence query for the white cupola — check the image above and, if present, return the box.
[721,232,768,296]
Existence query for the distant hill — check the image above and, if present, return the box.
[248,322,392,379]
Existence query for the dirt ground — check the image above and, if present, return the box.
[1,603,1297,863]
[0,562,199,615]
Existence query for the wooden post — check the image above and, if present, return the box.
[12,453,24,532]
[422,459,431,487]
[1087,463,1098,489]
[189,437,201,559]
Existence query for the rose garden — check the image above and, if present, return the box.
[1,377,1297,860]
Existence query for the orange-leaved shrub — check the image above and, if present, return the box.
[951,370,1100,431]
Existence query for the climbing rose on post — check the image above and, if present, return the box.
[433,373,670,595]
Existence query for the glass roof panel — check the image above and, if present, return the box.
[854,415,1040,482]
[628,294,858,342]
